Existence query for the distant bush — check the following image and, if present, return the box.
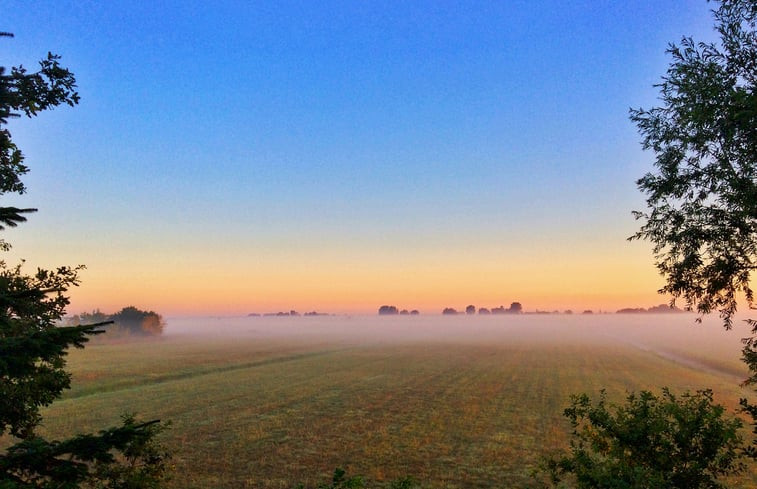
[378,305,399,315]
[112,306,164,336]
[68,306,165,337]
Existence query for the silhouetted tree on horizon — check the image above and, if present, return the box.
[110,306,165,336]
[378,305,399,315]
[70,307,165,336]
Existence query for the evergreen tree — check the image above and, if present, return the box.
[0,33,169,488]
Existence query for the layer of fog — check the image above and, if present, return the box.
[165,313,752,341]
[164,313,752,380]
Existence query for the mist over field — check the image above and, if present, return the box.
[163,314,749,377]
[23,312,754,487]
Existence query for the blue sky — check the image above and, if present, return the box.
[1,1,719,314]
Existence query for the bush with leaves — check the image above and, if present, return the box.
[109,306,164,336]
[68,307,165,337]
[539,389,746,489]
[0,33,170,488]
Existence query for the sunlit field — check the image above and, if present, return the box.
[29,315,757,488]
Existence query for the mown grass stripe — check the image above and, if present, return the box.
[63,348,349,399]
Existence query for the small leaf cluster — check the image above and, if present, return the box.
[0,33,79,198]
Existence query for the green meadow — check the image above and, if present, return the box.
[20,315,757,488]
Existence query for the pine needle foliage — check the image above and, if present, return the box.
[0,36,170,488]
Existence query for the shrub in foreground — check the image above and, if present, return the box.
[538,389,746,488]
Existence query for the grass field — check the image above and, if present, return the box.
[14,315,757,488]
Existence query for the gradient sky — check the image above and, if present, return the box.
[1,1,720,315]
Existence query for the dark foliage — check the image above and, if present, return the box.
[0,36,78,205]
[378,305,398,315]
[2,415,170,489]
[629,0,757,458]
[111,306,164,336]
[629,0,757,329]
[0,38,170,488]
[540,389,746,489]
[69,306,165,337]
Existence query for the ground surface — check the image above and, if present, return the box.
[19,315,757,487]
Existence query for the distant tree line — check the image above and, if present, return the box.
[68,306,165,336]
[378,305,420,315]
[616,304,686,314]
[444,302,523,315]
[247,310,332,317]
[378,302,526,315]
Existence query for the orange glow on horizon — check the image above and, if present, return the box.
[63,241,671,317]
